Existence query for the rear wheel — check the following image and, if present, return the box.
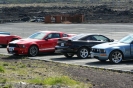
[64,53,74,58]
[109,50,123,64]
[77,47,89,59]
[28,45,38,57]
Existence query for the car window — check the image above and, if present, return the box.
[0,32,10,35]
[119,34,133,43]
[47,33,60,39]
[92,35,109,42]
[79,36,92,40]
[28,32,47,39]
[70,34,88,40]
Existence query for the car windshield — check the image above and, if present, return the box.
[69,34,88,40]
[28,32,47,39]
[119,34,133,44]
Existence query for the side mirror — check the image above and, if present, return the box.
[110,39,114,42]
[45,37,50,41]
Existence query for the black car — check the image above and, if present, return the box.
[55,33,114,59]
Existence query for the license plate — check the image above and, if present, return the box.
[61,43,64,46]
[8,47,14,51]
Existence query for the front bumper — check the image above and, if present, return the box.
[7,46,28,55]
[90,52,109,60]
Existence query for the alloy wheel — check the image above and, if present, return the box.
[109,50,123,64]
[28,45,38,57]
[77,47,89,59]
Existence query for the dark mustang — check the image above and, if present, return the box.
[55,33,114,59]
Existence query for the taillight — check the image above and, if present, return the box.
[65,42,72,46]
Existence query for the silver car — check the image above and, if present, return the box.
[91,34,133,64]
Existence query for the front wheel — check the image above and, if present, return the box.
[28,45,38,57]
[109,50,123,64]
[77,47,89,59]
[64,53,74,58]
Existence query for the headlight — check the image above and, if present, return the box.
[91,48,106,53]
[100,49,106,53]
[18,44,26,48]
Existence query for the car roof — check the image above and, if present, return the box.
[39,31,63,33]
[77,33,100,36]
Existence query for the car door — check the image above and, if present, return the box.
[42,33,61,52]
[0,35,11,44]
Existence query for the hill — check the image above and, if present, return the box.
[0,3,133,23]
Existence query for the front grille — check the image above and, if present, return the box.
[91,48,105,53]
[8,43,17,47]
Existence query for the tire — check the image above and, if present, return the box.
[64,53,74,58]
[28,45,38,57]
[109,50,123,64]
[77,47,89,59]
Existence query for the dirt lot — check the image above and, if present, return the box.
[0,55,133,88]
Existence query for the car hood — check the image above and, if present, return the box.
[92,42,128,49]
[9,38,40,44]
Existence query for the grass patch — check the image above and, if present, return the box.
[28,76,79,85]
[44,76,79,85]
[0,66,5,73]
[0,78,7,83]
[27,76,92,88]
[0,55,93,88]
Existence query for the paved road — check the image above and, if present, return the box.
[0,22,133,73]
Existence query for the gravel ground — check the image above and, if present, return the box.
[0,55,133,88]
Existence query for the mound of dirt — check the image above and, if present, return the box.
[0,4,133,23]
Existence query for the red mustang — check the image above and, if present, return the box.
[0,32,21,47]
[7,31,75,56]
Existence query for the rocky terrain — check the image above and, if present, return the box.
[0,3,133,23]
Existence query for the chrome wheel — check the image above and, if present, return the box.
[109,50,123,64]
[28,45,38,57]
[64,53,74,58]
[77,47,89,59]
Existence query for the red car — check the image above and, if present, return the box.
[7,31,75,56]
[0,32,21,47]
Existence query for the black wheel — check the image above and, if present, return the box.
[64,53,74,58]
[28,45,38,57]
[109,50,123,64]
[77,47,89,59]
